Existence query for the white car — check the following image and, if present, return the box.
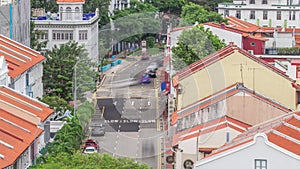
[147,62,158,71]
[84,146,98,154]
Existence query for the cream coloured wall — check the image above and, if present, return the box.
[179,50,297,110]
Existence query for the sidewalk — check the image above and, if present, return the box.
[97,56,138,88]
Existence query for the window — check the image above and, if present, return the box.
[79,30,88,40]
[250,10,255,19]
[292,11,296,20]
[255,159,267,169]
[39,30,48,40]
[297,67,300,78]
[57,33,60,40]
[263,10,268,20]
[225,10,229,16]
[66,7,72,20]
[277,11,281,20]
[236,10,241,19]
[250,42,256,46]
[250,0,255,4]
[52,32,56,40]
[289,11,292,20]
[262,0,267,4]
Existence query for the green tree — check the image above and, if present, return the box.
[172,25,226,70]
[180,2,225,26]
[111,0,160,44]
[35,152,150,169]
[30,21,48,51]
[83,0,111,28]
[43,41,96,101]
[144,0,187,15]
[39,95,71,114]
[188,0,232,11]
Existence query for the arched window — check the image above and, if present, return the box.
[66,7,72,20]
[75,7,80,19]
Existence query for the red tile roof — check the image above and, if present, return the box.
[0,85,53,168]
[0,86,53,122]
[205,111,300,159]
[173,83,292,122]
[175,43,292,81]
[172,116,251,146]
[0,35,45,78]
[0,109,43,168]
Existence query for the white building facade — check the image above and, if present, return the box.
[33,0,99,61]
[218,0,300,28]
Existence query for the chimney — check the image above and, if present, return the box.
[229,42,234,46]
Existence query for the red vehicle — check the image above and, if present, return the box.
[84,139,99,150]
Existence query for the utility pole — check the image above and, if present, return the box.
[233,63,247,84]
[248,67,263,93]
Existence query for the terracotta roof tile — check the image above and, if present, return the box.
[0,35,45,78]
[173,83,292,123]
[203,111,300,160]
[0,109,43,168]
[172,116,251,146]
[176,44,292,81]
[0,86,53,121]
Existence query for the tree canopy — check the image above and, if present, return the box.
[172,25,226,70]
[144,0,187,15]
[180,2,225,26]
[30,21,47,51]
[43,41,97,101]
[35,152,150,169]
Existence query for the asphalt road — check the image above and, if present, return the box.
[92,55,166,168]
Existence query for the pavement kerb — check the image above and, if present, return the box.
[97,57,138,88]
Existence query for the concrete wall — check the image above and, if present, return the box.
[178,50,297,110]
[203,25,242,47]
[218,0,300,28]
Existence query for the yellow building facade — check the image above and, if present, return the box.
[175,44,298,110]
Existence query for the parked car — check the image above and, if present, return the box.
[84,139,99,150]
[139,74,151,83]
[84,146,98,154]
[91,124,105,136]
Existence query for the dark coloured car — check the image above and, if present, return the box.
[91,124,105,136]
[140,74,151,83]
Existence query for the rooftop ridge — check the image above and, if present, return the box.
[271,129,300,144]
[282,121,300,132]
[212,112,297,154]
[0,48,26,63]
[0,35,38,57]
[0,44,32,61]
[0,85,51,108]
[0,117,31,133]
[0,99,38,118]
[0,140,13,149]
[0,128,23,142]
[0,91,43,112]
